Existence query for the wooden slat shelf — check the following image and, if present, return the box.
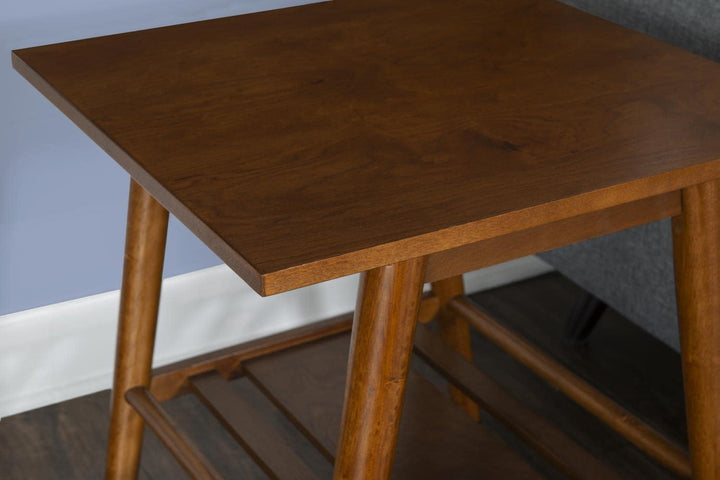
[136,325,552,478]
[150,313,354,402]
[191,373,321,480]
[129,299,678,479]
[244,333,542,479]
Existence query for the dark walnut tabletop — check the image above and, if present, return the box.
[13,0,720,295]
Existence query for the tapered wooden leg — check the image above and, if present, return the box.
[334,257,427,480]
[431,276,480,421]
[106,180,169,479]
[672,180,720,480]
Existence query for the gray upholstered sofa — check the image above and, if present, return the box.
[540,0,720,352]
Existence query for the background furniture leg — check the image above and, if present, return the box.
[105,180,169,479]
[431,276,481,420]
[334,257,426,480]
[564,292,607,344]
[672,180,720,480]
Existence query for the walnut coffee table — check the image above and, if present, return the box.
[13,0,720,478]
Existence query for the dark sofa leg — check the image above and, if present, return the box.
[564,292,607,343]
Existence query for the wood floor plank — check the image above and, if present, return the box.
[0,390,110,480]
[245,333,543,479]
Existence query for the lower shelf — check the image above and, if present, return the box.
[244,332,542,479]
[137,309,628,479]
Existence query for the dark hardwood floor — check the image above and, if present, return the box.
[0,273,686,479]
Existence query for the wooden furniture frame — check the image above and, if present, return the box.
[12,0,720,477]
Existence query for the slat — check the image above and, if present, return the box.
[124,387,222,480]
[413,324,619,480]
[425,191,680,283]
[150,312,354,401]
[190,373,321,480]
[245,333,543,479]
[449,296,691,479]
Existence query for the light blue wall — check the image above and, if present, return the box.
[1,0,314,315]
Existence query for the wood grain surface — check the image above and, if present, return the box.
[106,181,168,480]
[334,258,426,479]
[12,0,720,295]
[672,180,720,480]
[424,191,680,283]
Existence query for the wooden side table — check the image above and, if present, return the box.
[12,0,720,477]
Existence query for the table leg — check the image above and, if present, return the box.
[334,257,427,480]
[105,180,169,479]
[672,180,720,480]
[431,276,480,421]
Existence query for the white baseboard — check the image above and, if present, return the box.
[0,256,552,418]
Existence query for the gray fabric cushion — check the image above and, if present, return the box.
[538,0,720,351]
